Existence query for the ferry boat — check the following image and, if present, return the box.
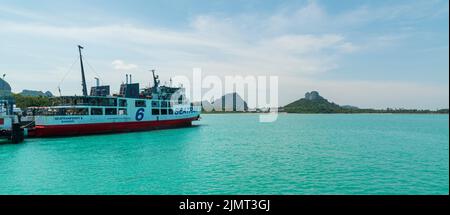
[26,46,201,137]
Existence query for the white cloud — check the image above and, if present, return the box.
[0,5,48,21]
[259,0,449,41]
[0,19,353,75]
[112,60,138,70]
[267,34,350,54]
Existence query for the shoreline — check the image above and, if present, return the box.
[201,111,449,115]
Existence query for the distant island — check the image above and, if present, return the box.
[197,92,249,113]
[19,89,53,97]
[283,91,449,114]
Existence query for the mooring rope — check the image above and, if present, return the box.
[20,119,35,129]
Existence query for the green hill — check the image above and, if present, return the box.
[284,91,344,113]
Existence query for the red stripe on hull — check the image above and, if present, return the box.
[30,117,199,137]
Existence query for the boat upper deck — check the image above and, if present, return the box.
[49,95,188,107]
[26,95,199,117]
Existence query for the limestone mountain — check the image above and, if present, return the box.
[199,92,248,112]
[284,91,344,113]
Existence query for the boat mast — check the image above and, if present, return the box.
[78,45,88,96]
[151,70,160,91]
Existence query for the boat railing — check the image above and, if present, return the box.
[50,96,199,108]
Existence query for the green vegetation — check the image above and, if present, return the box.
[350,108,450,114]
[12,93,52,109]
[284,92,449,114]
[284,97,343,113]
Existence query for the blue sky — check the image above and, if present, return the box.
[0,0,448,109]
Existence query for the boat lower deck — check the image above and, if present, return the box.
[27,116,199,137]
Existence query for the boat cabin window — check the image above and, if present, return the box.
[119,99,127,107]
[151,101,159,107]
[42,108,59,116]
[63,108,88,116]
[105,98,117,106]
[161,109,167,115]
[135,100,146,107]
[118,108,127,115]
[161,101,168,107]
[91,108,103,115]
[105,108,117,115]
[169,109,173,115]
[43,108,88,116]
[53,97,117,107]
[151,109,159,115]
[26,107,46,116]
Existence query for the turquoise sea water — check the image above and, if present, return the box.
[0,114,448,194]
